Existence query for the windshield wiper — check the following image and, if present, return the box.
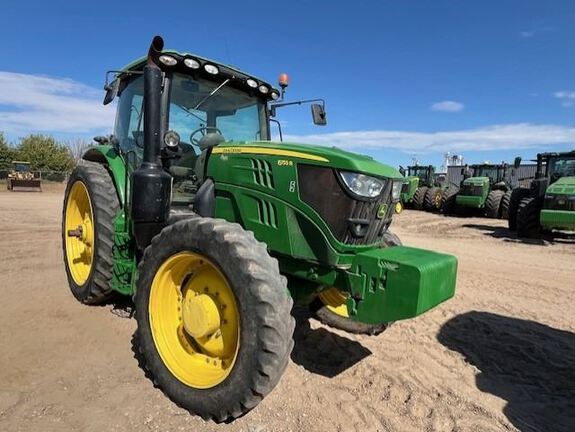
[193,78,231,111]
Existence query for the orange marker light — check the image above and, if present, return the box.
[278,73,289,88]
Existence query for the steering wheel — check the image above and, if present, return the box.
[189,126,223,146]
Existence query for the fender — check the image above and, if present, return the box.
[82,145,127,206]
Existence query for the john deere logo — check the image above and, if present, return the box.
[377,204,388,219]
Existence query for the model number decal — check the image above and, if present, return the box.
[277,159,293,166]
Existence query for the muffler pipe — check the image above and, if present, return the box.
[131,35,172,250]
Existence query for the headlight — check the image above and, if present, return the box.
[163,130,180,148]
[339,171,385,198]
[159,55,177,66]
[204,64,219,75]
[391,181,403,200]
[271,91,280,100]
[183,58,200,69]
[258,85,269,94]
[246,78,258,88]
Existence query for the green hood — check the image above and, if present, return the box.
[463,177,489,186]
[547,176,575,195]
[213,141,403,179]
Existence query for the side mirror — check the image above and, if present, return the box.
[513,156,522,169]
[311,104,327,126]
[103,79,120,105]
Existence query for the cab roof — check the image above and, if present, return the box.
[119,49,278,100]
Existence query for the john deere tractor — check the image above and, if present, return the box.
[399,165,451,212]
[444,160,518,218]
[62,36,457,421]
[509,151,575,238]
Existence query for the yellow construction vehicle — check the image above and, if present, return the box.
[6,161,42,192]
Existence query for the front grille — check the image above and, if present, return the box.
[461,185,483,196]
[544,195,575,211]
[297,165,393,245]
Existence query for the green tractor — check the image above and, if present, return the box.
[62,36,457,421]
[509,151,575,238]
[399,165,451,212]
[444,160,518,218]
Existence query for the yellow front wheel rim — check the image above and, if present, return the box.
[435,192,442,207]
[395,201,403,214]
[319,287,349,318]
[149,252,240,389]
[64,181,94,285]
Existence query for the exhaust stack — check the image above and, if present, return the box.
[131,35,172,250]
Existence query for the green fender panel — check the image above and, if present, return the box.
[82,145,128,206]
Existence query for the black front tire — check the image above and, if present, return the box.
[413,186,428,210]
[424,187,442,212]
[441,186,458,215]
[485,190,505,219]
[62,161,119,304]
[516,197,543,238]
[500,190,512,220]
[135,218,295,422]
[508,188,530,230]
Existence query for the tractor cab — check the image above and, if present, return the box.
[407,165,435,187]
[103,49,326,207]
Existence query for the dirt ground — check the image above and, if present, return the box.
[0,188,574,432]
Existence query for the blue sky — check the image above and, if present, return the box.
[1,0,574,168]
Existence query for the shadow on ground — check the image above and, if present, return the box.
[438,311,575,432]
[462,223,553,245]
[290,307,371,378]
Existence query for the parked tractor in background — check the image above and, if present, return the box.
[61,36,457,421]
[443,159,519,218]
[6,161,42,192]
[509,151,575,238]
[399,165,453,212]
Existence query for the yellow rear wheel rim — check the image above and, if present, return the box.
[319,287,349,318]
[64,181,94,285]
[149,252,240,389]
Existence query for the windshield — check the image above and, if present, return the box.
[14,163,30,172]
[408,167,429,180]
[168,73,268,149]
[474,167,500,183]
[548,157,575,179]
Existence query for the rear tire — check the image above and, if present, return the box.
[135,218,295,421]
[313,230,401,336]
[508,188,530,230]
[516,197,542,238]
[485,190,505,219]
[413,186,428,210]
[500,190,512,220]
[62,161,119,304]
[424,187,442,212]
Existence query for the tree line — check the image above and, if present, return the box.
[0,132,90,173]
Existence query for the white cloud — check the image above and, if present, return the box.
[430,100,464,113]
[554,90,575,108]
[0,71,114,134]
[284,123,575,153]
[520,31,535,38]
